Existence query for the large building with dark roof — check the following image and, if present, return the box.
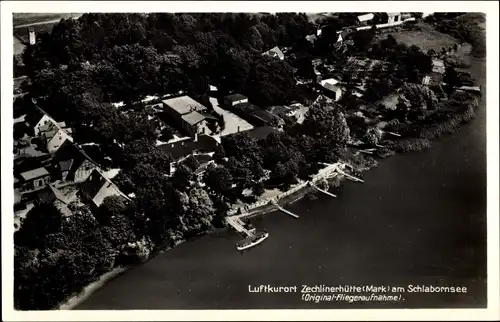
[223,93,249,109]
[158,134,219,162]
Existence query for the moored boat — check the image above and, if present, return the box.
[236,231,269,251]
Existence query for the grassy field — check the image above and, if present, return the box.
[13,13,81,52]
[13,13,78,26]
[376,22,459,53]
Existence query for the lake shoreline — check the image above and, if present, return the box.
[64,101,480,310]
[67,53,485,311]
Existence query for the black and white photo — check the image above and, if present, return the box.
[2,1,499,321]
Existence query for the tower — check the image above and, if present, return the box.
[28,27,36,45]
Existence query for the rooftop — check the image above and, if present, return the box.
[181,111,206,126]
[159,135,219,161]
[320,78,340,86]
[268,105,291,116]
[238,126,278,141]
[263,46,285,59]
[250,109,279,124]
[59,160,74,172]
[357,13,374,22]
[225,93,248,102]
[432,59,446,74]
[162,96,207,115]
[322,82,343,93]
[80,169,128,207]
[20,167,49,181]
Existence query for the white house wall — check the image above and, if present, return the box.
[34,115,51,136]
[47,130,70,153]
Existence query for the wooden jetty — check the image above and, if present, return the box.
[358,149,375,155]
[226,216,254,237]
[336,168,364,183]
[272,200,299,218]
[457,85,481,95]
[310,182,337,198]
[385,131,401,137]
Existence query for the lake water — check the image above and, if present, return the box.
[77,58,486,310]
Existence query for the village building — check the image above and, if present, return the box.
[39,121,74,153]
[268,105,293,119]
[19,167,51,192]
[232,102,282,127]
[25,107,74,153]
[305,34,317,44]
[52,143,98,183]
[262,46,285,60]
[35,184,75,217]
[174,154,215,180]
[223,125,278,143]
[387,12,402,23]
[357,13,375,25]
[162,96,213,137]
[336,30,350,44]
[432,58,446,74]
[319,78,344,102]
[159,134,219,165]
[79,169,130,208]
[223,93,249,109]
[422,73,444,86]
[268,103,307,123]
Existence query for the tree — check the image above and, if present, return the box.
[252,182,265,196]
[97,197,137,251]
[245,56,297,106]
[352,30,375,52]
[15,203,63,249]
[177,188,216,235]
[214,144,226,163]
[204,165,234,198]
[301,102,351,149]
[399,83,439,111]
[242,25,264,51]
[444,66,459,92]
[365,127,383,146]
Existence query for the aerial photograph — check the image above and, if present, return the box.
[10,9,489,313]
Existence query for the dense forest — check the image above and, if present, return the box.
[14,12,352,310]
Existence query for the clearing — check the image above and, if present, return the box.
[13,13,80,27]
[377,22,458,53]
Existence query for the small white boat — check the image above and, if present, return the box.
[236,232,269,251]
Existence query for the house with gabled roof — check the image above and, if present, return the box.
[25,106,74,153]
[318,78,344,102]
[79,169,130,208]
[305,34,318,44]
[262,46,285,60]
[53,142,98,183]
[19,167,51,192]
[159,134,219,165]
[223,93,249,109]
